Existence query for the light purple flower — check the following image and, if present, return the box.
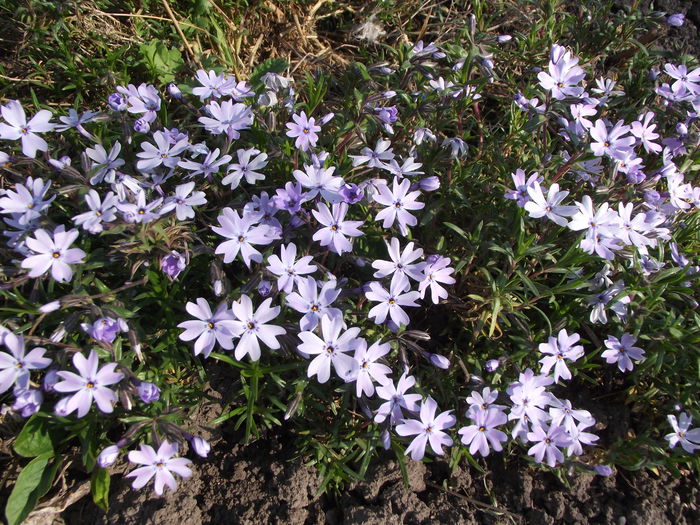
[418,256,455,304]
[298,316,360,384]
[526,424,572,467]
[229,295,286,361]
[285,276,341,331]
[601,334,644,372]
[97,444,121,467]
[0,100,55,157]
[285,111,321,151]
[372,238,425,292]
[349,139,395,169]
[458,407,508,457]
[0,332,51,393]
[266,243,317,294]
[136,130,189,172]
[665,412,700,453]
[344,340,392,397]
[21,226,86,282]
[396,397,456,461]
[0,176,54,225]
[13,388,44,417]
[212,208,277,268]
[312,202,364,255]
[373,177,424,236]
[161,182,207,221]
[177,298,238,358]
[223,148,268,188]
[117,83,161,122]
[524,182,577,227]
[82,317,126,343]
[293,164,344,202]
[179,148,231,180]
[126,441,193,496]
[339,183,364,204]
[115,190,163,224]
[538,329,584,382]
[73,190,117,234]
[85,142,125,185]
[199,100,253,140]
[365,276,420,328]
[54,349,124,417]
[374,373,421,425]
[589,120,635,158]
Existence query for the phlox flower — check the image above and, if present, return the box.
[199,100,253,140]
[630,112,662,154]
[547,396,593,433]
[0,100,55,157]
[72,190,117,234]
[266,243,317,294]
[418,255,455,304]
[387,156,423,178]
[526,424,572,467]
[458,407,508,457]
[161,182,207,221]
[54,349,123,418]
[117,83,161,122]
[285,277,341,331]
[179,148,231,180]
[538,329,584,382]
[55,108,99,138]
[587,281,630,324]
[615,202,655,253]
[591,77,624,99]
[365,276,420,328]
[312,202,364,255]
[524,182,577,227]
[193,69,233,100]
[507,369,553,438]
[293,164,344,202]
[0,332,51,393]
[126,441,193,496]
[396,397,456,461]
[565,421,599,456]
[115,189,163,224]
[177,298,238,358]
[298,315,360,384]
[466,387,506,417]
[212,208,277,268]
[273,182,307,213]
[285,111,321,151]
[601,334,644,372]
[349,139,395,169]
[373,177,424,236]
[665,413,700,453]
[136,130,189,172]
[13,388,43,418]
[21,226,86,282]
[589,120,634,158]
[537,45,585,100]
[504,169,542,208]
[664,64,700,95]
[345,340,392,397]
[81,317,127,343]
[374,373,421,425]
[230,295,286,361]
[161,250,187,280]
[372,238,425,292]
[568,195,621,239]
[0,176,54,225]
[441,137,468,159]
[222,148,268,188]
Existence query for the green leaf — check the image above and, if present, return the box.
[91,469,111,512]
[14,415,57,457]
[5,453,60,525]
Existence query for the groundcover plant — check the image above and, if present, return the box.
[0,4,699,523]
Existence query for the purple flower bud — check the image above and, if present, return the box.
[290,215,305,228]
[97,445,121,467]
[376,106,399,124]
[593,465,613,476]
[497,35,512,43]
[137,382,160,404]
[13,389,43,418]
[425,254,441,265]
[161,251,187,279]
[133,118,150,134]
[54,396,71,416]
[429,353,450,369]
[648,68,660,81]
[168,83,183,99]
[676,122,688,137]
[339,183,364,204]
[484,359,500,372]
[43,369,60,392]
[667,13,685,27]
[418,176,440,191]
[258,280,272,297]
[320,112,334,125]
[376,67,393,75]
[381,429,391,450]
[108,93,127,111]
[213,279,224,296]
[383,90,397,99]
[188,435,211,458]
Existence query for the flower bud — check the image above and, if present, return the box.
[497,34,512,43]
[593,465,613,476]
[133,118,150,134]
[108,93,127,111]
[97,445,121,467]
[168,83,183,99]
[666,13,685,27]
[13,389,43,418]
[429,353,450,369]
[39,301,61,313]
[419,176,440,192]
[161,251,187,280]
[258,280,272,297]
[188,435,211,458]
[43,369,60,392]
[137,382,161,404]
[484,359,500,372]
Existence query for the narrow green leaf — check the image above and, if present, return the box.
[91,469,111,512]
[5,453,59,525]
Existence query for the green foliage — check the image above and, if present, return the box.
[5,454,61,525]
